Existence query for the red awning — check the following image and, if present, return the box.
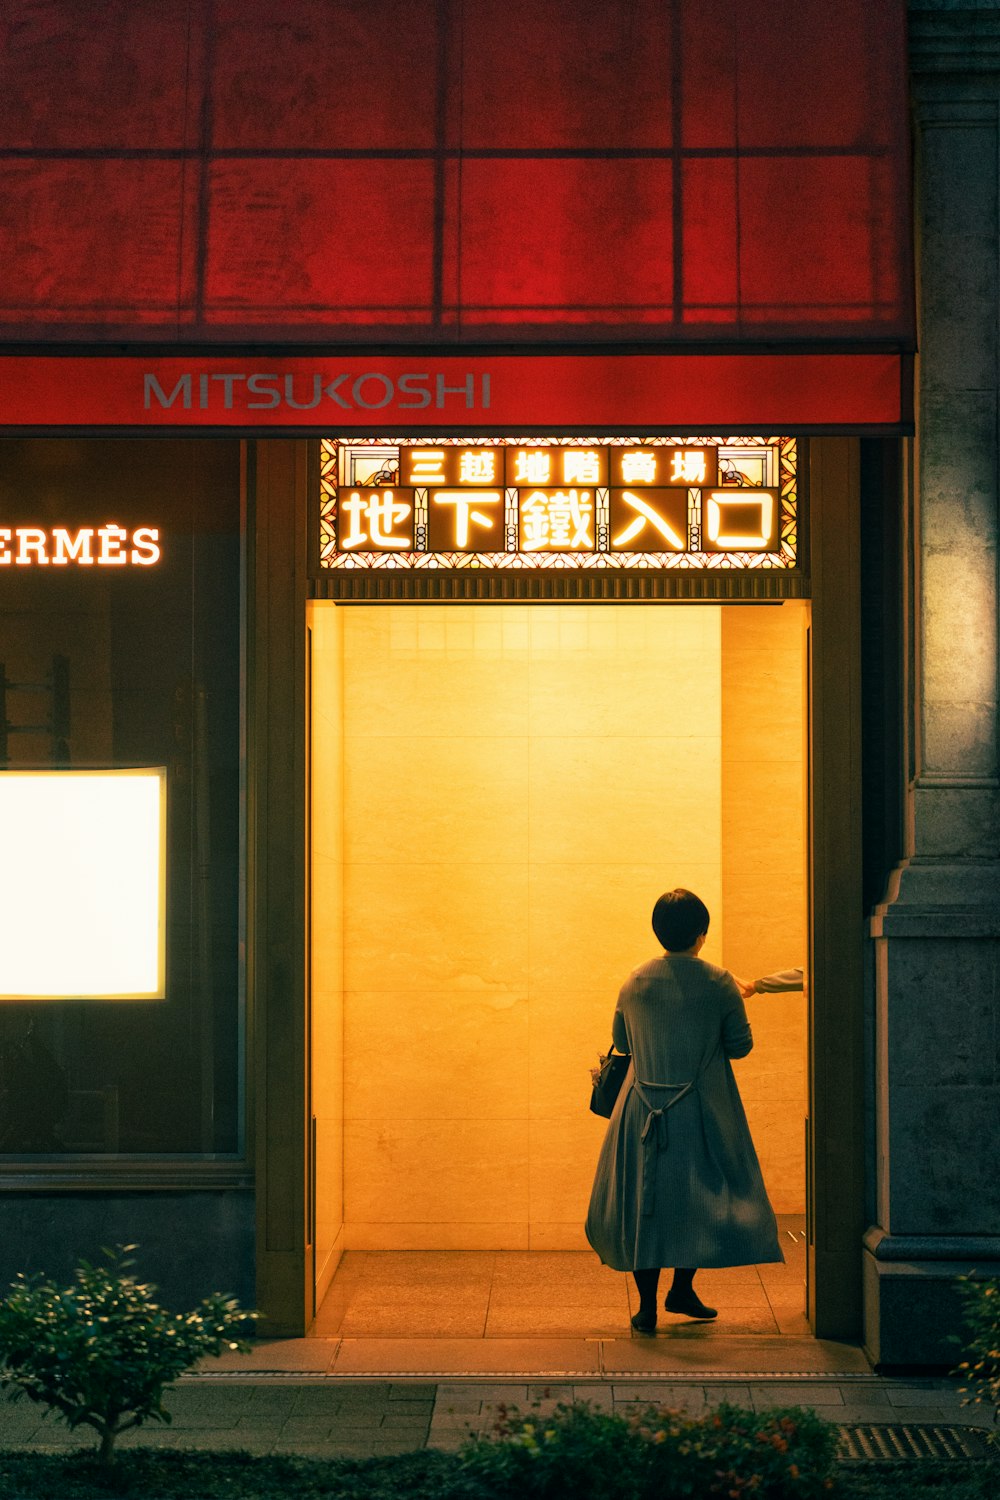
[0,0,912,352]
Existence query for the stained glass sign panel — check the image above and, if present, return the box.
[428,490,505,551]
[609,488,689,552]
[518,489,595,551]
[319,436,798,572]
[702,490,780,552]
[400,447,505,486]
[507,447,609,487]
[338,487,416,551]
[609,446,718,488]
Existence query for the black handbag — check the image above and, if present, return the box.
[589,1040,631,1118]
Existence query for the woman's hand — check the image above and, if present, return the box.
[733,975,756,999]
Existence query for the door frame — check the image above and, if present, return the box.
[806,438,865,1339]
[248,436,864,1340]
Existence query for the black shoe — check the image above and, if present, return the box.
[664,1290,718,1320]
[631,1308,657,1334]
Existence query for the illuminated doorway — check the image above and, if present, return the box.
[307,600,809,1328]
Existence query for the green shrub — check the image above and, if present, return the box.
[0,1246,254,1466]
[459,1398,840,1499]
[954,1274,1000,1446]
[0,1449,999,1500]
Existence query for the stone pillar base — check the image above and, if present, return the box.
[863,1228,1000,1369]
[868,860,1000,1368]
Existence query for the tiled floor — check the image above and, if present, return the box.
[312,1217,809,1341]
[203,1217,872,1377]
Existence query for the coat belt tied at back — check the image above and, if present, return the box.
[632,1076,698,1218]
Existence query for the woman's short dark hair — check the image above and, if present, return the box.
[651,889,710,952]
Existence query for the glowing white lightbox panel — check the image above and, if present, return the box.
[0,769,166,1000]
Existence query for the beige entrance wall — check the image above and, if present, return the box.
[309,601,806,1274]
[720,606,808,1213]
[309,604,347,1305]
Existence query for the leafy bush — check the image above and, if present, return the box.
[954,1274,1000,1445]
[459,1398,841,1499]
[0,1448,999,1500]
[0,1246,254,1466]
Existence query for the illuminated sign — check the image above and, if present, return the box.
[400,447,503,486]
[322,438,797,572]
[519,489,594,551]
[703,490,779,551]
[609,446,718,488]
[0,526,161,566]
[428,490,504,551]
[609,488,688,552]
[507,447,609,487]
[0,768,167,1001]
[338,489,415,550]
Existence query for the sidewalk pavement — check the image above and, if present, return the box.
[0,1372,993,1462]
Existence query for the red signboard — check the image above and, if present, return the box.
[0,1,912,349]
[0,354,905,430]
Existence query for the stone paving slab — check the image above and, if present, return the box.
[204,1338,340,1372]
[197,1330,870,1380]
[830,1386,894,1406]
[0,1383,435,1461]
[613,1393,710,1416]
[1,1374,994,1462]
[599,1334,872,1375]
[331,1336,603,1376]
[884,1383,963,1406]
[551,1385,617,1409]
[614,1381,756,1402]
[434,1382,531,1402]
[748,1381,848,1407]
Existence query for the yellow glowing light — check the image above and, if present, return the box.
[0,768,167,1000]
[705,491,775,549]
[340,489,412,549]
[562,450,601,484]
[458,450,497,484]
[613,491,685,549]
[432,490,502,547]
[513,451,553,485]
[620,451,658,484]
[669,450,707,485]
[520,489,593,550]
[408,450,448,484]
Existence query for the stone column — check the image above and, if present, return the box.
[866,1,1000,1367]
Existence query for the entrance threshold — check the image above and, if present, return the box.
[208,1218,868,1380]
[314,1219,810,1342]
[197,1335,871,1381]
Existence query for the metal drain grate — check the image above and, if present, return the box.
[839,1424,992,1460]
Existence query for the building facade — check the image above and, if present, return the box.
[865,0,1000,1365]
[0,0,996,1368]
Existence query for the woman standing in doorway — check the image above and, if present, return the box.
[586,888,782,1334]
